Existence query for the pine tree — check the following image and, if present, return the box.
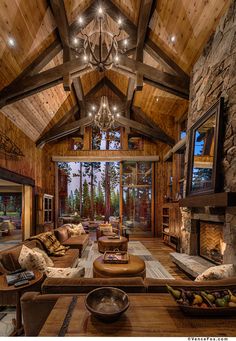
[68,190,74,213]
[83,162,101,220]
[82,179,90,218]
[95,181,105,218]
[74,188,80,214]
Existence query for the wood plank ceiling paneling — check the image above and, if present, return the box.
[0,0,232,143]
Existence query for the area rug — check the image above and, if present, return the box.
[79,241,174,279]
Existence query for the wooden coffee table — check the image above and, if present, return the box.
[39,294,236,336]
[98,236,128,253]
[0,271,43,336]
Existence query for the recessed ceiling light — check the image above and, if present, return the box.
[170,35,176,43]
[8,37,15,47]
[78,16,83,25]
[73,37,79,45]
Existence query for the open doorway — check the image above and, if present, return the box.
[0,179,23,250]
[58,162,120,228]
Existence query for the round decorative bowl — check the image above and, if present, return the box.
[85,287,129,322]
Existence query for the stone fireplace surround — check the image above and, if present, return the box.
[174,0,236,275]
[180,206,236,265]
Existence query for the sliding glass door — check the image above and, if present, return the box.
[121,161,154,237]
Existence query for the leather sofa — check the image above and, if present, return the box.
[21,276,236,336]
[54,225,89,257]
[0,232,83,306]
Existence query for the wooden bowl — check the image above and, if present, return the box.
[85,287,129,322]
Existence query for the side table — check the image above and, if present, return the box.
[0,270,43,336]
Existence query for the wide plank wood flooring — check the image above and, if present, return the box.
[130,236,190,280]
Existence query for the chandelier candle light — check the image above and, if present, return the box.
[94,96,115,131]
[77,6,124,71]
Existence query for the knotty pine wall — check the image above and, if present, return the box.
[0,110,55,195]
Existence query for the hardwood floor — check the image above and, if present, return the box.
[130,236,190,280]
[91,232,190,280]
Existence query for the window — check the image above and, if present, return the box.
[70,137,83,151]
[92,127,121,150]
[44,194,53,223]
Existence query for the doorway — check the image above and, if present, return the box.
[0,179,23,250]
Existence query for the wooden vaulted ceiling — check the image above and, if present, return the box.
[0,0,231,145]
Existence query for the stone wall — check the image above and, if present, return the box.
[181,0,236,264]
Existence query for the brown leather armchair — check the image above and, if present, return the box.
[96,224,119,240]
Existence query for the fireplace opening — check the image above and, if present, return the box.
[198,221,224,265]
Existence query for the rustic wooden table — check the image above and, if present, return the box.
[0,270,43,336]
[39,293,236,337]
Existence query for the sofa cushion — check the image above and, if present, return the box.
[18,245,47,272]
[54,227,70,244]
[195,264,236,281]
[45,266,85,278]
[61,234,89,249]
[50,248,80,268]
[0,240,43,272]
[33,248,54,267]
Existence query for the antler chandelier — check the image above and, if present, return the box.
[78,7,123,72]
[94,96,115,130]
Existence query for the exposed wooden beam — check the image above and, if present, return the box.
[104,77,126,101]
[0,59,89,108]
[135,0,153,91]
[117,55,189,99]
[145,36,189,80]
[84,78,105,99]
[36,116,93,148]
[38,104,79,146]
[132,106,175,146]
[115,115,174,146]
[125,78,135,118]
[104,0,188,82]
[50,0,72,91]
[9,40,62,87]
[72,77,86,117]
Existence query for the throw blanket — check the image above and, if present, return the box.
[29,232,69,256]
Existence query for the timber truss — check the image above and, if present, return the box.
[0,0,190,148]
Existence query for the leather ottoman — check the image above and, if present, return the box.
[93,254,146,278]
[98,236,128,253]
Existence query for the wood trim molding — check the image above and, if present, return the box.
[52,155,160,162]
[0,167,35,186]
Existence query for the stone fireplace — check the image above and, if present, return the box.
[180,206,236,265]
[178,0,236,268]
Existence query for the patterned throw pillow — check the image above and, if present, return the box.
[45,266,85,278]
[18,245,47,272]
[72,223,86,234]
[33,247,54,267]
[195,264,236,281]
[68,223,86,236]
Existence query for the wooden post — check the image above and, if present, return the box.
[54,163,59,229]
